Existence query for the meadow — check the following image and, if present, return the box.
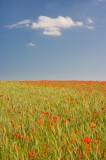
[0,80,106,160]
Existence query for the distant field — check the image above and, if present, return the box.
[0,80,106,160]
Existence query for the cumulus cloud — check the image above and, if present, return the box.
[5,19,31,29]
[31,16,83,36]
[27,42,36,47]
[5,16,95,36]
[43,30,61,36]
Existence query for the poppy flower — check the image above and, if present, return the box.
[28,151,34,158]
[44,144,48,149]
[93,139,98,144]
[91,116,95,120]
[37,153,40,156]
[101,106,105,111]
[20,134,25,139]
[40,111,48,115]
[15,145,19,150]
[74,130,78,134]
[44,150,47,154]
[61,146,65,149]
[14,132,20,138]
[93,111,99,115]
[86,145,91,150]
[67,117,72,121]
[37,119,43,124]
[99,152,104,158]
[90,122,96,128]
[83,137,92,144]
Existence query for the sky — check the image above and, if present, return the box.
[0,0,106,81]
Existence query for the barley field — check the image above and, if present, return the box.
[0,81,106,160]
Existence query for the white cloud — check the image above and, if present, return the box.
[27,42,36,47]
[85,26,95,30]
[5,16,95,36]
[86,18,94,24]
[31,16,83,36]
[5,19,31,29]
[43,30,61,36]
[84,18,95,30]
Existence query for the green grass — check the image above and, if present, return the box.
[0,81,106,160]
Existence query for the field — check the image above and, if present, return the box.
[0,80,106,160]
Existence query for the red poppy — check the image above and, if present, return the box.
[20,134,25,139]
[74,130,78,134]
[86,145,91,150]
[99,152,103,158]
[93,139,98,144]
[83,137,92,144]
[91,116,95,120]
[61,146,65,149]
[40,111,48,115]
[90,122,96,128]
[48,116,53,119]
[44,150,47,154]
[101,106,105,111]
[37,153,40,156]
[44,144,48,149]
[93,110,99,115]
[37,119,43,124]
[28,151,34,158]
[67,117,72,121]
[14,132,20,138]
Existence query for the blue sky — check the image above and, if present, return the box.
[0,0,106,80]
